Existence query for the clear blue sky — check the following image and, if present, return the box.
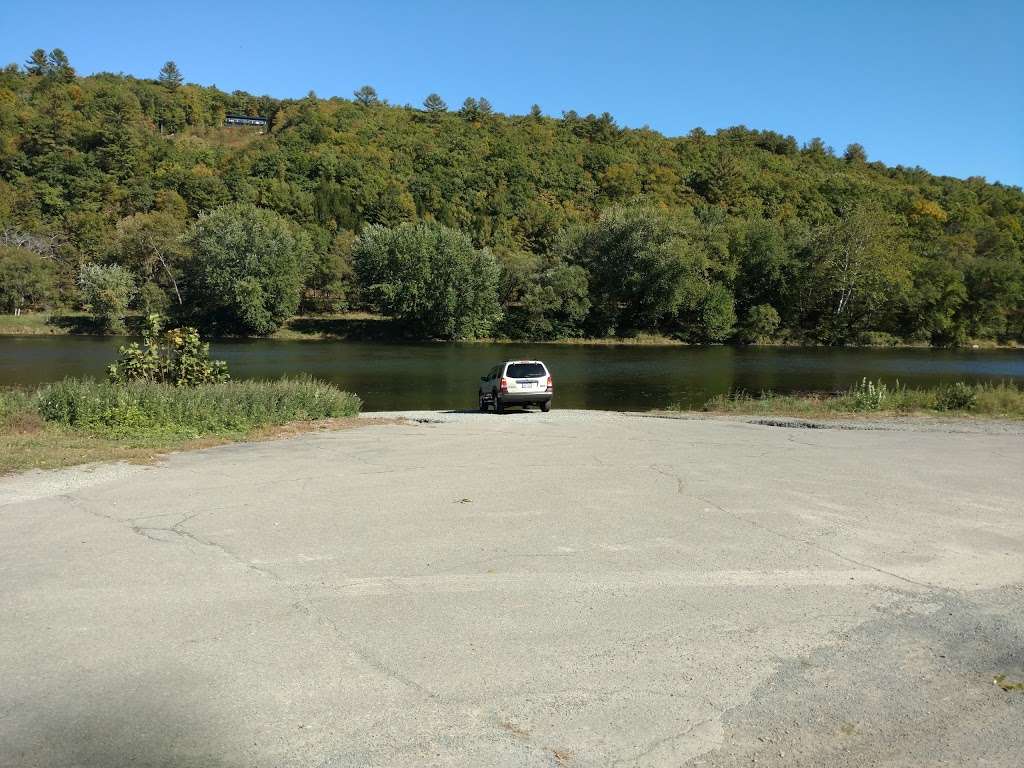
[2,0,1022,186]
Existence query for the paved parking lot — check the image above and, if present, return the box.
[2,411,1022,767]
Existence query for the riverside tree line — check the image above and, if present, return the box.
[1,51,1022,344]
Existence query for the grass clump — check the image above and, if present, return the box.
[0,388,43,433]
[699,380,1024,419]
[35,376,361,438]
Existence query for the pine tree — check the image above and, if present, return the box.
[353,85,380,106]
[46,49,74,82]
[529,104,543,119]
[159,60,184,91]
[459,97,479,120]
[423,93,447,112]
[844,143,868,163]
[25,49,48,76]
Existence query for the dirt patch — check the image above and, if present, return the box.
[247,416,405,440]
[2,411,45,435]
[702,587,1024,767]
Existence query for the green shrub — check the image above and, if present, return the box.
[855,331,900,347]
[935,381,978,411]
[36,377,361,437]
[739,304,781,344]
[108,313,228,386]
[78,263,136,333]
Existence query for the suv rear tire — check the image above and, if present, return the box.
[494,393,505,414]
[540,400,551,413]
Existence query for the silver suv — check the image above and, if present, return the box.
[478,360,553,413]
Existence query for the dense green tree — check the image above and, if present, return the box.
[901,261,968,345]
[493,248,540,307]
[301,231,357,313]
[738,303,781,344]
[78,263,136,333]
[182,203,309,335]
[804,203,914,342]
[109,210,188,307]
[730,219,796,323]
[507,260,590,339]
[692,282,736,342]
[353,221,502,339]
[559,205,707,336]
[159,61,184,91]
[0,246,54,313]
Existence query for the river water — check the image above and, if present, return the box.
[1,336,1022,411]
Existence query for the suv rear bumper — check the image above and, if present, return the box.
[495,392,552,404]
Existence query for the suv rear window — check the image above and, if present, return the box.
[506,363,546,378]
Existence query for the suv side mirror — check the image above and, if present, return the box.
[480,376,487,382]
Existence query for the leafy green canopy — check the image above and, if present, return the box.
[182,203,309,335]
[78,263,135,333]
[0,246,54,313]
[353,221,501,339]
[0,52,1022,344]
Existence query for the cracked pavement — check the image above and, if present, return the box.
[1,410,1022,767]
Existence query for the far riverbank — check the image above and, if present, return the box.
[2,310,1020,349]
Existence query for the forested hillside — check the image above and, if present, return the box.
[1,50,1022,344]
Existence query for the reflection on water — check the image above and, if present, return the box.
[1,336,1022,411]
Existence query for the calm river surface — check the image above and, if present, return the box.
[1,336,1022,411]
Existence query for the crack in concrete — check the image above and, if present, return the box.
[285,594,445,704]
[613,715,718,766]
[649,463,686,496]
[631,466,950,596]
[690,489,949,595]
[60,491,449,712]
[62,494,285,581]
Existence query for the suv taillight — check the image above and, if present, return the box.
[546,375,553,392]
[499,377,508,392]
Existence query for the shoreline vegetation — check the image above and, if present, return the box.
[694,379,1024,419]
[5,377,1022,476]
[1,376,362,475]
[2,53,1022,353]
[1,312,1020,349]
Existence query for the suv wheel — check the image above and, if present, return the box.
[540,400,551,413]
[478,394,488,413]
[493,393,505,414]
